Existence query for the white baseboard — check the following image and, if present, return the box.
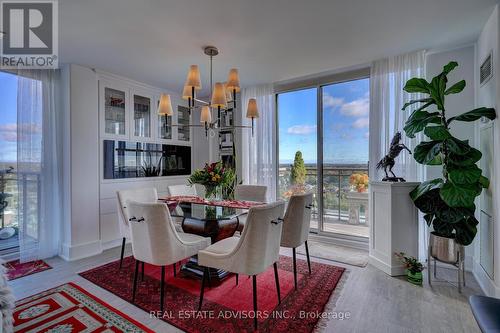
[59,240,102,261]
[369,254,406,276]
[472,259,500,297]
[100,237,126,251]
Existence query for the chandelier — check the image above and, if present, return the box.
[157,46,259,137]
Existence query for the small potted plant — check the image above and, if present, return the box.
[395,252,424,285]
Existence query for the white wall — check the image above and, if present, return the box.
[474,4,500,297]
[422,45,477,267]
[60,64,101,260]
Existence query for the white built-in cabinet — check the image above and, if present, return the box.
[98,76,191,144]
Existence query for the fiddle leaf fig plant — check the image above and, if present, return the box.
[402,61,496,246]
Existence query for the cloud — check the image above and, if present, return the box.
[364,131,369,139]
[0,123,42,142]
[287,125,317,135]
[323,93,344,108]
[352,117,369,129]
[339,95,369,117]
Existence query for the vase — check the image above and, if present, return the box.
[429,232,464,264]
[204,185,222,202]
[405,269,423,286]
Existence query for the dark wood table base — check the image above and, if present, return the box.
[180,214,239,283]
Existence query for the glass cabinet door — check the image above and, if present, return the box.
[159,113,172,140]
[104,88,126,135]
[177,105,190,141]
[133,94,151,138]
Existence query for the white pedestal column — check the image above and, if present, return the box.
[369,181,420,276]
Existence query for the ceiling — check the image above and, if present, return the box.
[60,0,498,95]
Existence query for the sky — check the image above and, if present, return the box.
[0,72,18,163]
[278,78,369,165]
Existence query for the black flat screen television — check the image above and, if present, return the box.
[103,140,191,179]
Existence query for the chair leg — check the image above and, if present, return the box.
[253,275,258,330]
[160,266,165,313]
[198,267,207,311]
[207,268,212,287]
[305,241,312,274]
[236,273,239,286]
[119,237,126,269]
[173,263,177,277]
[292,247,298,290]
[141,262,145,281]
[132,260,140,303]
[273,262,281,304]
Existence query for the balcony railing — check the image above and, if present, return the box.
[278,164,369,227]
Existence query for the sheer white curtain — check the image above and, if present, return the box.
[17,70,61,262]
[369,50,426,182]
[241,84,277,202]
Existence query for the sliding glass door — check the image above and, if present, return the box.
[321,79,369,237]
[277,75,370,240]
[277,88,319,230]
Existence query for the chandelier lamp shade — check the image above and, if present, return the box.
[246,98,259,135]
[157,93,173,116]
[158,46,258,137]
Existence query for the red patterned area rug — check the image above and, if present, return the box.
[14,282,154,332]
[80,255,345,333]
[4,259,52,281]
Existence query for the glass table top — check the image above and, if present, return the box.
[171,202,244,221]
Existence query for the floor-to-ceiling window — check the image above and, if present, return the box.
[277,88,319,230]
[277,72,370,240]
[0,71,20,255]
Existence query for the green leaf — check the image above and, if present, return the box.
[455,216,478,246]
[414,141,442,165]
[448,165,482,184]
[424,126,451,140]
[445,80,466,95]
[445,137,471,156]
[410,179,443,201]
[442,61,458,75]
[447,148,482,166]
[479,175,490,189]
[403,110,441,138]
[447,107,496,123]
[440,182,479,208]
[435,206,473,224]
[402,98,434,111]
[429,75,446,110]
[403,78,431,94]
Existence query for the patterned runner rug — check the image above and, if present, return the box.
[4,259,52,281]
[13,282,154,332]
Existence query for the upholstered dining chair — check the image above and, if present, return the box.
[234,184,268,232]
[197,201,285,330]
[280,192,314,290]
[168,184,198,226]
[116,188,158,269]
[127,201,211,312]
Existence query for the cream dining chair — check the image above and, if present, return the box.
[280,192,314,290]
[197,201,285,330]
[234,184,268,232]
[127,201,211,312]
[116,188,159,269]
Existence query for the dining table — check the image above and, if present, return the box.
[159,195,265,283]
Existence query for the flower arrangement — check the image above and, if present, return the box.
[395,252,424,285]
[282,183,313,199]
[188,161,235,199]
[349,173,369,193]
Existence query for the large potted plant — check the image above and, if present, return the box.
[401,61,496,263]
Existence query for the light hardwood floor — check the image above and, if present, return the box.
[9,245,482,333]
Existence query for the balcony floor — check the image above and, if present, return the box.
[310,218,369,238]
